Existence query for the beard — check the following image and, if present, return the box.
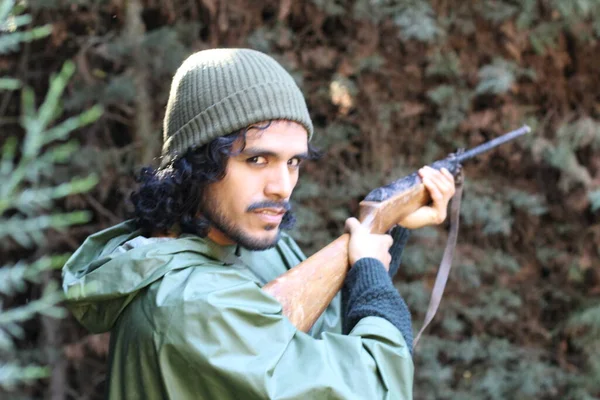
[201,194,296,251]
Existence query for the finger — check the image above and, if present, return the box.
[440,168,455,183]
[418,166,434,181]
[421,167,450,195]
[384,253,392,268]
[423,176,443,201]
[383,234,393,249]
[373,234,393,249]
[425,169,455,200]
[440,168,456,195]
[418,165,438,176]
[344,217,362,234]
[425,167,452,193]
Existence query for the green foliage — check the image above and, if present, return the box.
[475,0,520,24]
[0,363,50,392]
[376,101,403,132]
[426,51,462,79]
[463,192,512,235]
[357,0,442,42]
[315,121,360,150]
[529,21,563,55]
[421,50,546,137]
[472,0,600,53]
[551,0,600,23]
[567,303,600,348]
[454,248,521,289]
[416,336,571,400]
[537,117,600,193]
[566,303,600,394]
[0,2,101,392]
[427,84,471,135]
[393,0,441,42]
[476,59,536,96]
[246,26,277,53]
[476,60,515,95]
[439,2,475,35]
[0,255,68,296]
[0,77,20,90]
[354,54,385,74]
[589,190,600,212]
[460,180,548,236]
[466,288,522,324]
[549,0,600,46]
[514,0,541,29]
[395,281,431,315]
[65,23,194,113]
[107,25,191,76]
[320,0,444,42]
[0,5,52,54]
[311,0,346,16]
[506,188,548,216]
[1,62,102,247]
[401,242,443,276]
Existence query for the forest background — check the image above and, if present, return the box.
[1,0,599,399]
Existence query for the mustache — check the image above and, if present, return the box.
[246,200,292,213]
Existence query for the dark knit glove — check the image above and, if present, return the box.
[388,226,410,279]
[342,258,413,355]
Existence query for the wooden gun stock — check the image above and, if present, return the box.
[263,181,431,332]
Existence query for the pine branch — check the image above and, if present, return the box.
[0,255,69,296]
[0,4,102,392]
[0,362,49,391]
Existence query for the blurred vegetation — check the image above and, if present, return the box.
[0,1,102,397]
[1,0,599,398]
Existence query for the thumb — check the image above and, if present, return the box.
[344,217,361,234]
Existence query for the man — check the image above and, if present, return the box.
[63,48,455,399]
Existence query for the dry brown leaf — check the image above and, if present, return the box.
[278,0,293,21]
[399,102,426,118]
[201,0,218,17]
[336,58,355,77]
[504,41,521,63]
[463,110,496,130]
[64,333,111,361]
[301,46,337,70]
[565,187,591,212]
[50,21,68,48]
[88,333,111,356]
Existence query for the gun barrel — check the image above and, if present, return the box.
[455,125,531,163]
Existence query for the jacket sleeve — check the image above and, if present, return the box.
[155,267,413,400]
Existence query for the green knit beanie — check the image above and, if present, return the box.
[160,48,313,167]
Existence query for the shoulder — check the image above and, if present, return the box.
[124,258,284,341]
[145,255,280,312]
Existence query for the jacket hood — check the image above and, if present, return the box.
[62,220,236,333]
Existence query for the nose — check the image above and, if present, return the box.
[264,163,294,200]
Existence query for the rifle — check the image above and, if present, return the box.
[263,125,531,344]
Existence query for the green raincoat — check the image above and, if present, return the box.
[63,220,413,399]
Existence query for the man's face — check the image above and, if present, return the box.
[202,120,309,250]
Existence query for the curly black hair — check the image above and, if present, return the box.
[130,123,320,237]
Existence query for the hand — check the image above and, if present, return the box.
[345,217,393,270]
[397,166,456,229]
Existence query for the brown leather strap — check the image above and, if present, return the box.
[413,171,464,349]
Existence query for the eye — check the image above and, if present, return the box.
[247,156,267,165]
[288,157,302,168]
